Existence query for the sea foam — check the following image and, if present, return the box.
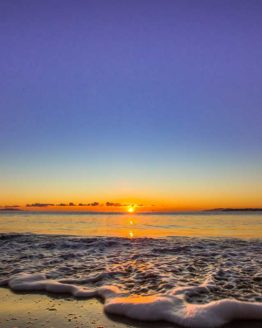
[2,272,262,327]
[0,233,261,327]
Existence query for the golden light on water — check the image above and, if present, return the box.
[128,218,134,238]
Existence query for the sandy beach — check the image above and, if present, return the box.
[0,288,175,328]
[1,288,262,328]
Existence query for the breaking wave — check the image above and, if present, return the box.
[0,233,262,327]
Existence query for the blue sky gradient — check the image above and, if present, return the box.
[1,0,262,209]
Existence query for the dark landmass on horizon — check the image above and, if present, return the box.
[205,208,262,212]
[0,208,23,211]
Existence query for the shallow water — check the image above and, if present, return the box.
[1,233,261,303]
[1,233,262,327]
[0,211,262,238]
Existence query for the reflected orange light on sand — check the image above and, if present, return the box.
[114,295,158,304]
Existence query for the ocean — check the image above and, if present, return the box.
[0,211,262,238]
[0,211,262,327]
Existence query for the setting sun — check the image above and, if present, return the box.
[127,206,135,213]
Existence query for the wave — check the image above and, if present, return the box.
[0,233,262,327]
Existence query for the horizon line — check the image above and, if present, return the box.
[1,207,262,214]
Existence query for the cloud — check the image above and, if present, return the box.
[26,203,54,207]
[78,202,100,206]
[4,205,20,208]
[90,202,99,206]
[55,202,100,206]
[106,202,122,207]
[22,201,144,208]
[106,202,128,207]
[25,202,102,207]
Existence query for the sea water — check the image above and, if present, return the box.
[0,212,262,327]
[0,211,262,238]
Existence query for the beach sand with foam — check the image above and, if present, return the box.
[1,233,262,327]
[0,288,176,328]
[1,288,262,328]
[0,288,262,328]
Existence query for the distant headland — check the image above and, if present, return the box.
[205,208,262,212]
[0,208,23,211]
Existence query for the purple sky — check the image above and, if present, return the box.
[0,0,262,208]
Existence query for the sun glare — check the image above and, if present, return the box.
[127,206,135,213]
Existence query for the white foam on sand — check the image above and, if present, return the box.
[0,233,262,327]
[1,272,262,328]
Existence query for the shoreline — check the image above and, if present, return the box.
[1,234,262,327]
[1,288,262,328]
[0,288,175,328]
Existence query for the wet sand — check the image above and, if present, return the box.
[0,288,175,328]
[0,288,261,328]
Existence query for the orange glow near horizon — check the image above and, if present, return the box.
[127,205,135,213]
[1,194,262,212]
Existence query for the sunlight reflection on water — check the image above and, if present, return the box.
[0,212,261,238]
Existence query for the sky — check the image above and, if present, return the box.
[0,0,262,211]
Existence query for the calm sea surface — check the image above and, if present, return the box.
[0,211,261,238]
